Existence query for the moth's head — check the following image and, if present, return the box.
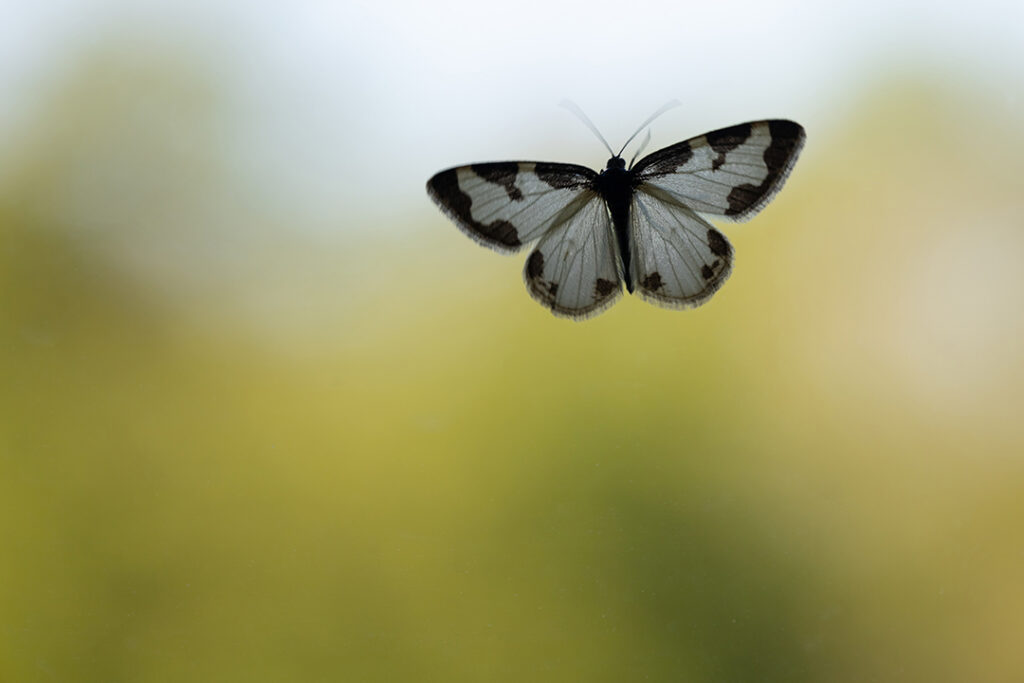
[606,156,626,171]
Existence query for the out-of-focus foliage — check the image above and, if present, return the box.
[2,44,1024,683]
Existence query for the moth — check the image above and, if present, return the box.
[427,110,805,320]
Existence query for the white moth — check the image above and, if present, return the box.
[427,110,805,320]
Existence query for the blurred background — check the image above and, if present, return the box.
[2,1,1023,681]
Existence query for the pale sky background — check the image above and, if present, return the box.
[2,0,1022,231]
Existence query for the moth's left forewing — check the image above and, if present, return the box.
[634,120,805,221]
[427,162,597,253]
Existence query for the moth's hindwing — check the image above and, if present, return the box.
[634,120,805,221]
[523,192,623,320]
[629,185,734,309]
[426,162,596,254]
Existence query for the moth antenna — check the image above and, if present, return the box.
[628,129,652,169]
[616,99,682,158]
[560,99,614,157]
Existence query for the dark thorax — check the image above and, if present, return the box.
[593,156,638,292]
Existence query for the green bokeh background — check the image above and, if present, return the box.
[3,11,1024,683]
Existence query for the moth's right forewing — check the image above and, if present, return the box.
[634,120,805,221]
[427,162,597,254]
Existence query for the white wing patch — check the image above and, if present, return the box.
[427,162,595,254]
[634,120,805,220]
[630,185,733,309]
[523,192,622,320]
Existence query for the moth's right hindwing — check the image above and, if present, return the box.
[427,162,596,254]
[629,186,734,309]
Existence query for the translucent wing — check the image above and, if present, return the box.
[633,120,805,220]
[427,162,597,253]
[523,192,622,320]
[629,185,734,309]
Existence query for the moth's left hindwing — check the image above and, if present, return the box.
[523,192,622,320]
[426,162,596,254]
